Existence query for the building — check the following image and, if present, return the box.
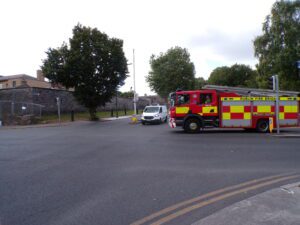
[0,70,51,89]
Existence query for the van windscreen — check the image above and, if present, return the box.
[144,107,159,113]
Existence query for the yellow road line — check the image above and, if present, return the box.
[130,173,294,225]
[150,174,299,225]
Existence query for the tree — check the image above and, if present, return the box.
[194,77,207,90]
[42,24,128,120]
[254,0,300,91]
[146,47,195,98]
[208,64,258,88]
[119,91,134,98]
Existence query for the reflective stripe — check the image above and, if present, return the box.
[279,119,298,126]
[244,113,251,120]
[284,105,298,113]
[279,113,284,120]
[222,101,250,106]
[221,97,300,101]
[202,106,218,114]
[230,106,244,113]
[222,119,251,127]
[176,107,189,114]
[257,106,271,113]
[222,113,231,120]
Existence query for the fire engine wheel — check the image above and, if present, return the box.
[184,118,202,133]
[256,120,269,133]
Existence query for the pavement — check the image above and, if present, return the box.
[192,182,300,225]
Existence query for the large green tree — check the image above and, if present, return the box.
[208,64,258,88]
[146,47,195,98]
[194,77,207,90]
[42,24,128,120]
[254,0,300,91]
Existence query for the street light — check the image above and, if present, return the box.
[132,49,137,115]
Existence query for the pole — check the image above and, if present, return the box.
[57,97,61,125]
[116,90,119,118]
[133,49,137,115]
[275,75,280,134]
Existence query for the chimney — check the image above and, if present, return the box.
[37,70,45,81]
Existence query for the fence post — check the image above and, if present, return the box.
[71,110,74,122]
[111,109,114,117]
[124,107,127,115]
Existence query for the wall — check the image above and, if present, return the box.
[0,78,51,89]
[0,87,150,116]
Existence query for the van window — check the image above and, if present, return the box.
[144,107,159,113]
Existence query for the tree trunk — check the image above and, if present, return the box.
[89,107,98,121]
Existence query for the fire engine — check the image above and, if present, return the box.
[168,86,300,133]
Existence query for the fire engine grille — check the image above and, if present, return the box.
[144,116,154,120]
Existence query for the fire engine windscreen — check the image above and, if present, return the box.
[169,92,176,107]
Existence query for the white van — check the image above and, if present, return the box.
[141,105,168,125]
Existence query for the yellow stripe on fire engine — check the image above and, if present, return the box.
[202,106,218,114]
[222,113,231,120]
[284,105,298,113]
[230,106,244,113]
[175,107,189,114]
[257,105,271,113]
[279,113,284,120]
[221,97,300,101]
[244,113,251,120]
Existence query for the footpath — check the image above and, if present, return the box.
[192,182,300,225]
[0,115,133,130]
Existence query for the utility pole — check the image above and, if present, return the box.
[56,97,61,125]
[275,75,280,134]
[133,49,137,115]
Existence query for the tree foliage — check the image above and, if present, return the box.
[194,77,207,90]
[208,64,258,88]
[254,0,300,91]
[146,47,195,97]
[119,91,134,98]
[42,24,128,120]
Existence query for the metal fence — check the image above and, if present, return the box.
[0,101,44,126]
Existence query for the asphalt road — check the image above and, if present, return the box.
[0,120,300,225]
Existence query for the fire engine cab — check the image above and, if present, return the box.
[168,87,300,133]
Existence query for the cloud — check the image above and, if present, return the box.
[189,29,259,62]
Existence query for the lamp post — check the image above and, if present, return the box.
[133,49,137,115]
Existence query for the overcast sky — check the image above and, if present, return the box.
[0,0,276,95]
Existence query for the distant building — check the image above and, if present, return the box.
[0,70,51,89]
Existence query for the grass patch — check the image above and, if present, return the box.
[40,110,138,123]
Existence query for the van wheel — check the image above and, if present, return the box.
[142,121,146,125]
[184,118,201,133]
[256,120,269,133]
[164,117,167,123]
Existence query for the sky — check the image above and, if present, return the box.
[0,0,276,95]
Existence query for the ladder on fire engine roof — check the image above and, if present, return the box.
[203,85,300,97]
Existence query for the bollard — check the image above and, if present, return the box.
[124,108,127,115]
[71,110,74,122]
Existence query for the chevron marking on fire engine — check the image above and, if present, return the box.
[130,173,298,225]
[175,107,189,114]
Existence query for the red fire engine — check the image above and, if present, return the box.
[168,87,300,133]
